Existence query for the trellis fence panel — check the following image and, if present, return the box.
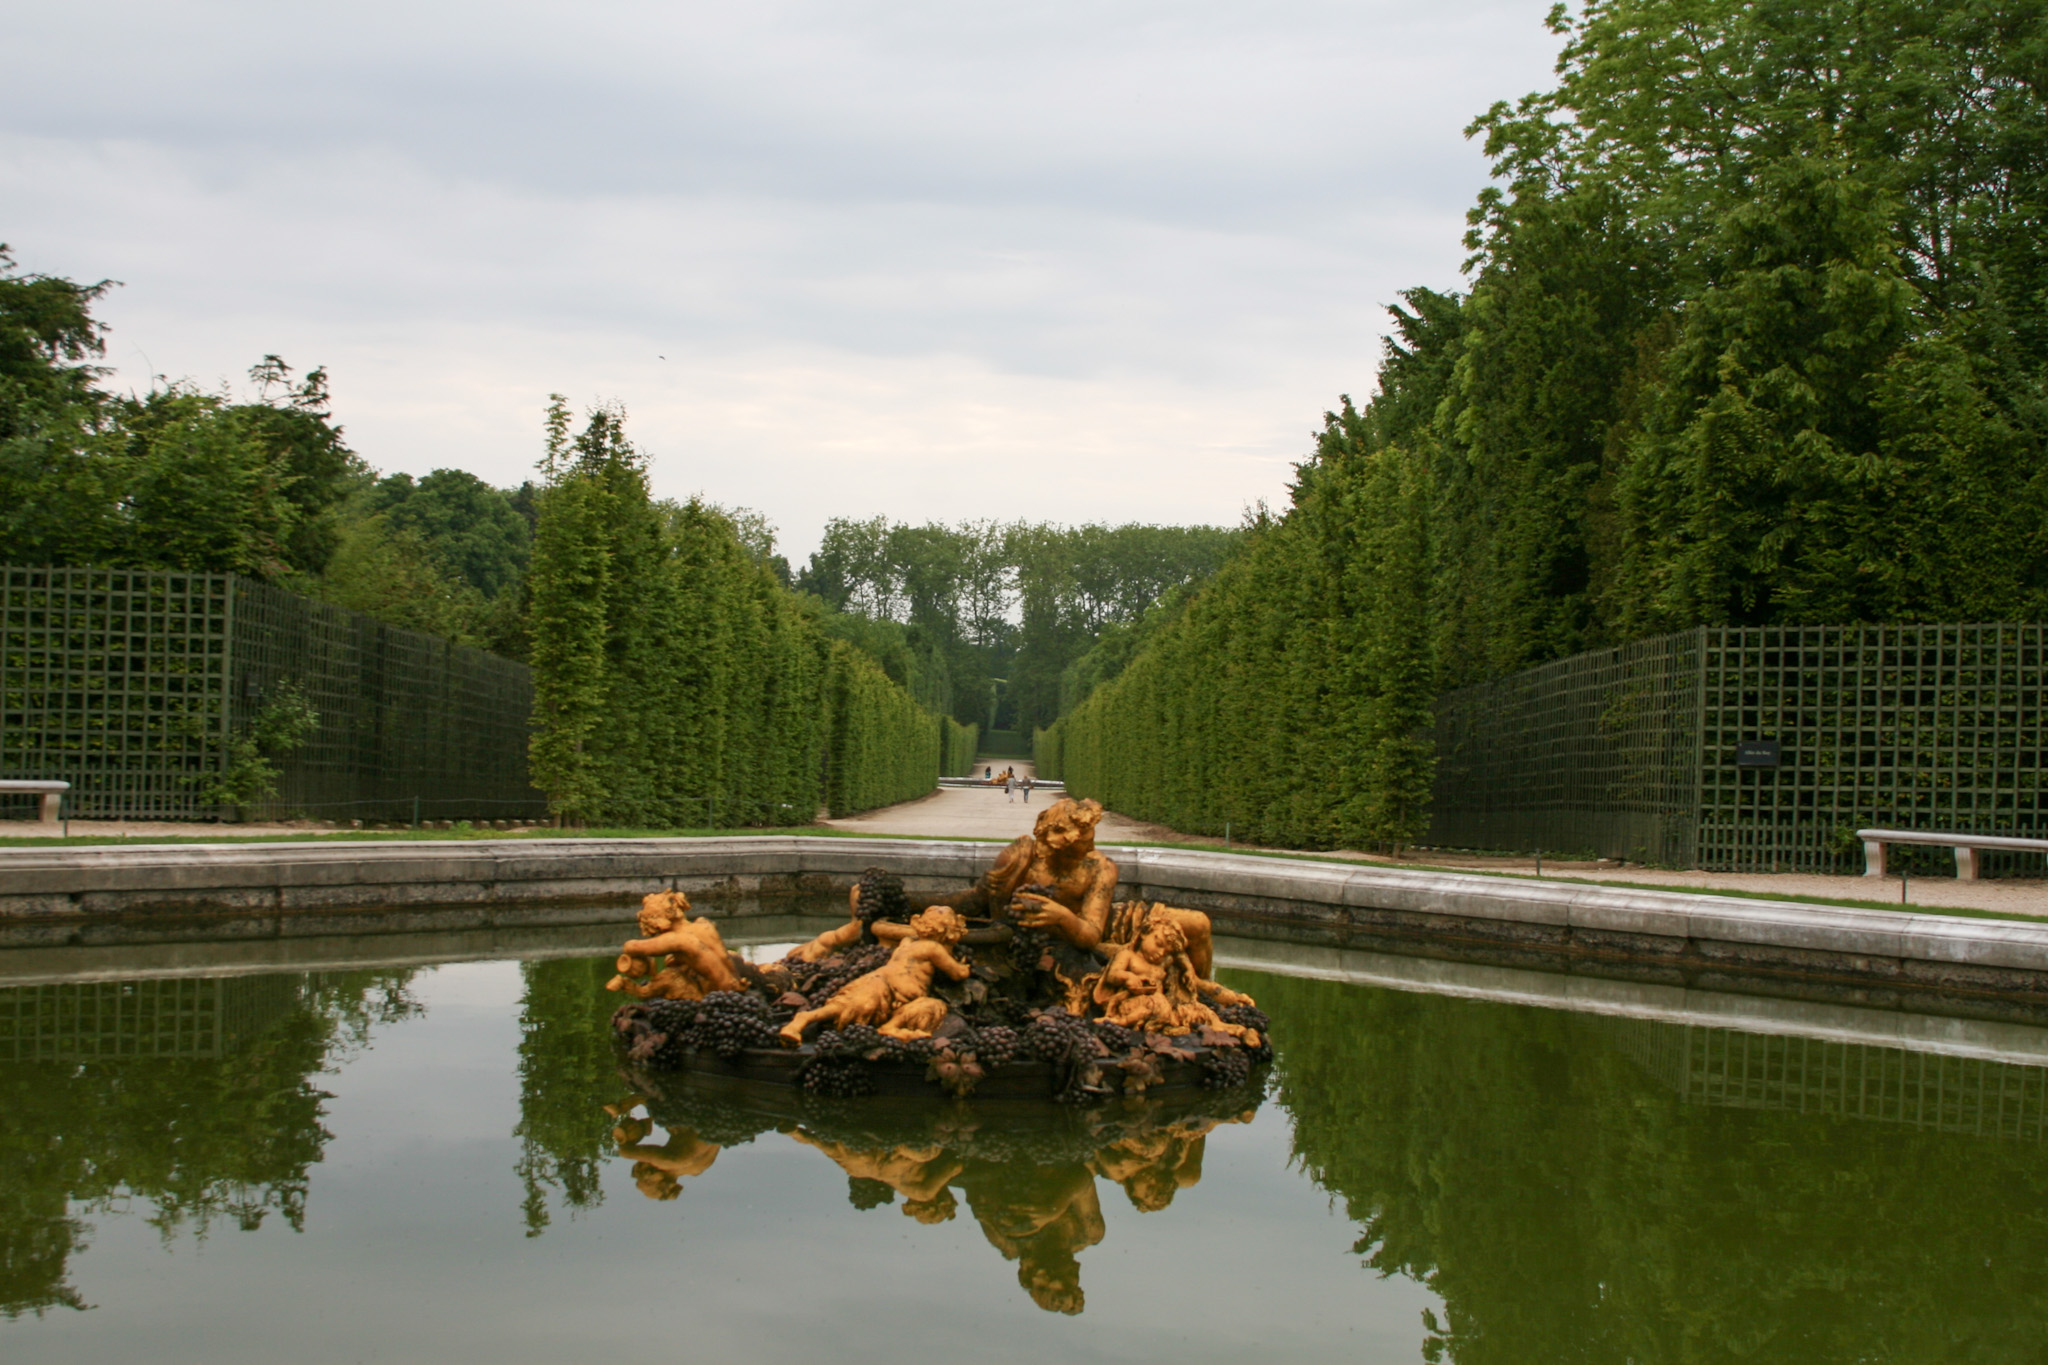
[1429,624,2048,874]
[1,567,542,823]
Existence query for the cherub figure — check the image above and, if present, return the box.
[606,891,749,1000]
[1092,909,1260,1044]
[778,906,973,1044]
[1093,916,1184,1032]
[788,1131,965,1223]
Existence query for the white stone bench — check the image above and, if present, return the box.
[0,780,70,825]
[1859,827,2048,881]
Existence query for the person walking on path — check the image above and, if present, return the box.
[1003,772,1015,802]
[1022,774,1034,803]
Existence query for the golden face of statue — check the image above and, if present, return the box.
[637,890,690,935]
[907,905,968,944]
[1032,798,1103,855]
[1138,920,1186,963]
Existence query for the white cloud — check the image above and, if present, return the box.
[3,0,1563,561]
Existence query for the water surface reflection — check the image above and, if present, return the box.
[4,930,2048,1362]
[602,1068,1255,1313]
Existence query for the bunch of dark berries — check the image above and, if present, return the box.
[1022,1009,1102,1065]
[686,990,783,1059]
[1199,1045,1253,1090]
[971,1025,1021,1068]
[855,867,909,929]
[801,1054,876,1098]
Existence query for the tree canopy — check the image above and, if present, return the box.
[1041,0,2048,848]
[797,517,1241,732]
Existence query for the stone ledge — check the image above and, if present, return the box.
[4,838,2047,1001]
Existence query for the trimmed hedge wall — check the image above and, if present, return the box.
[942,715,979,777]
[1034,439,1433,850]
[527,406,959,824]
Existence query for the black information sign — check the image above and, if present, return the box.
[1735,739,1783,768]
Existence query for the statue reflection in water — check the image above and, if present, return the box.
[602,1083,1254,1313]
[603,1099,722,1201]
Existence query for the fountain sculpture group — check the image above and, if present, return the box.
[601,798,1272,1311]
[607,796,1271,1101]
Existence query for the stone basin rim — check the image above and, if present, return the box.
[7,834,2048,999]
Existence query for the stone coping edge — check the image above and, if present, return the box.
[2,834,2046,978]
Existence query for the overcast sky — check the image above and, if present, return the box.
[5,1,1563,563]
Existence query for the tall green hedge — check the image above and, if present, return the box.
[527,402,951,824]
[1035,433,1432,850]
[1043,0,2048,852]
[941,716,978,777]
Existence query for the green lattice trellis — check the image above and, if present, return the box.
[0,567,544,822]
[0,975,304,1062]
[1609,1017,2048,1143]
[1430,624,2048,874]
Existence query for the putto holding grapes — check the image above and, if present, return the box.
[608,797,1271,1101]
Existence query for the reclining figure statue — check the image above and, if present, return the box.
[778,905,974,1044]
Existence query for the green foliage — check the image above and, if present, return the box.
[1256,968,2048,1363]
[189,680,320,809]
[798,517,1242,732]
[368,468,531,598]
[0,970,418,1318]
[822,640,942,815]
[0,252,551,656]
[513,956,621,1234]
[242,357,372,574]
[1039,417,1437,850]
[526,402,950,824]
[0,245,108,415]
[1047,0,2048,851]
[0,267,372,581]
[941,715,979,776]
[294,466,532,654]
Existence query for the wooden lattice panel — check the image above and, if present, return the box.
[1430,623,2048,873]
[1615,1019,2048,1144]
[1,567,543,822]
[0,568,233,818]
[1429,631,1701,866]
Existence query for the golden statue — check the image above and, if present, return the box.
[606,891,749,1001]
[778,905,974,1044]
[1089,1114,1226,1212]
[596,1074,1262,1314]
[1091,907,1261,1044]
[790,881,869,963]
[946,797,1220,978]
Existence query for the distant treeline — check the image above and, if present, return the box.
[1041,0,2048,847]
[798,516,1242,734]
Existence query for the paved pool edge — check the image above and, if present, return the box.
[4,836,2048,1012]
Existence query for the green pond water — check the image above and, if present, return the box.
[5,914,2048,1363]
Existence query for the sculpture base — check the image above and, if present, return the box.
[628,1040,1233,1099]
[612,997,1270,1104]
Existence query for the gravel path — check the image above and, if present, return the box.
[822,761,1176,843]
